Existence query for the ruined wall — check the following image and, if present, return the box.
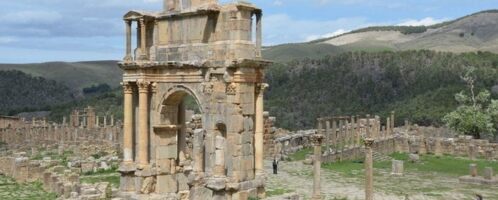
[0,124,122,155]
[0,116,24,129]
[0,154,114,199]
[394,127,498,160]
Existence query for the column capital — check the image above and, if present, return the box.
[137,81,150,92]
[121,82,133,94]
[256,83,269,95]
[151,82,158,94]
[364,138,375,148]
[311,134,324,146]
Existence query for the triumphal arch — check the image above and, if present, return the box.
[118,0,270,199]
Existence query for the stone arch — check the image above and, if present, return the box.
[156,84,204,167]
[156,84,203,114]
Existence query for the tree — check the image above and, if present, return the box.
[443,67,497,139]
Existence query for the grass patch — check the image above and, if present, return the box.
[266,188,294,197]
[82,166,118,176]
[80,174,120,187]
[323,152,498,177]
[288,147,313,161]
[392,153,498,176]
[0,176,57,200]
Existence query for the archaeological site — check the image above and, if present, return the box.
[0,0,498,200]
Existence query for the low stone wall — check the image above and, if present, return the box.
[321,138,396,162]
[394,134,498,160]
[271,130,315,159]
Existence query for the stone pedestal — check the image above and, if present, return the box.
[470,164,478,177]
[391,160,404,176]
[484,167,493,180]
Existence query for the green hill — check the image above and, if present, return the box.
[265,50,498,130]
[0,61,122,94]
[0,70,75,115]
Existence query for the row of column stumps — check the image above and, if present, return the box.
[316,112,395,200]
[317,111,395,157]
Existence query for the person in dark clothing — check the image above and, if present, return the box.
[272,158,278,174]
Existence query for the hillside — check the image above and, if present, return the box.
[264,10,498,63]
[0,70,74,116]
[0,61,122,94]
[266,50,498,130]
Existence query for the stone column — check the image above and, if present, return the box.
[178,100,187,162]
[312,134,324,200]
[124,20,132,61]
[386,117,391,137]
[138,18,148,61]
[255,83,268,175]
[255,12,262,58]
[138,81,150,167]
[364,138,375,200]
[123,82,134,163]
[325,119,331,153]
[390,111,395,133]
[332,120,337,152]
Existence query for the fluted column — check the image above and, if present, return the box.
[364,138,374,200]
[138,18,148,61]
[138,81,150,167]
[124,20,132,61]
[255,12,262,58]
[390,111,395,134]
[123,82,134,163]
[312,134,324,200]
[255,83,269,175]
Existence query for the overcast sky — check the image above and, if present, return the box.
[0,0,497,63]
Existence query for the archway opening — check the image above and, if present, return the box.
[159,90,202,167]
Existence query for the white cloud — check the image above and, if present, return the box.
[0,37,18,44]
[0,11,62,25]
[264,13,370,44]
[273,0,283,6]
[305,29,349,42]
[398,17,448,26]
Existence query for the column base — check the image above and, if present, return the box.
[123,55,133,62]
[138,54,148,61]
[311,194,322,200]
[118,162,137,193]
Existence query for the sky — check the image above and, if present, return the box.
[0,0,497,63]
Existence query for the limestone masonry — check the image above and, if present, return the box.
[117,0,270,199]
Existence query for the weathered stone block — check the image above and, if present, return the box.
[190,186,213,200]
[177,173,189,191]
[156,145,177,159]
[157,175,177,194]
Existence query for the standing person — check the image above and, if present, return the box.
[273,158,278,174]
